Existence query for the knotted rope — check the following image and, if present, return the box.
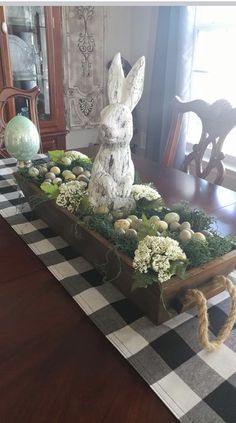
[187,275,236,352]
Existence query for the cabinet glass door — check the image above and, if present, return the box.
[5,6,50,120]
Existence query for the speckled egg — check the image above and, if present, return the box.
[72,166,84,176]
[45,172,56,181]
[28,166,39,177]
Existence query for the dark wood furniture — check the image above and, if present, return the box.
[163,96,236,185]
[16,171,236,325]
[0,86,41,158]
[0,215,177,423]
[0,6,66,153]
[1,151,236,422]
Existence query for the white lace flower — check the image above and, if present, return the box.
[56,180,87,214]
[133,235,186,283]
[131,184,161,202]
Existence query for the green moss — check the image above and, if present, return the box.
[18,154,235,274]
[17,165,44,186]
[179,234,234,268]
[86,214,138,258]
[17,155,93,187]
[163,202,215,231]
[135,201,215,232]
[56,157,92,172]
[84,213,235,270]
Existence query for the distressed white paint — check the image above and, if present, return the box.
[88,52,145,209]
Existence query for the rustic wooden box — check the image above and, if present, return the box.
[15,173,236,324]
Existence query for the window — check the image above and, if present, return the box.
[187,6,236,160]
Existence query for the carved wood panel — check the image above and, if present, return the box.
[62,6,106,129]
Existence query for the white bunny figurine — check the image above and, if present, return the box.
[88,52,145,210]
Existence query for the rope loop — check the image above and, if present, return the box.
[187,275,236,352]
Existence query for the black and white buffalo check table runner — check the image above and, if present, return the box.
[1,156,236,423]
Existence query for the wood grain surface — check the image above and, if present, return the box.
[15,172,236,325]
[1,149,236,422]
[0,217,176,423]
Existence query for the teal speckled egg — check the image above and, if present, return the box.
[4,115,40,161]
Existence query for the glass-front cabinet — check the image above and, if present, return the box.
[0,6,66,152]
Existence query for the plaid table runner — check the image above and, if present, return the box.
[1,156,236,423]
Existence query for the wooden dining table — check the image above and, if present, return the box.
[1,148,236,423]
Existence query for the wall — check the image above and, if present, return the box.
[129,6,158,149]
[65,6,158,150]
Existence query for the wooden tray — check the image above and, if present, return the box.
[15,173,236,324]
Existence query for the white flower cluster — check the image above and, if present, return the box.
[56,180,87,214]
[131,184,161,202]
[64,150,90,161]
[133,235,187,283]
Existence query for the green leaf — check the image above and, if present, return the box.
[141,213,149,224]
[40,182,59,199]
[131,271,155,291]
[170,260,187,280]
[150,198,165,209]
[78,194,93,216]
[137,214,158,241]
[78,156,92,165]
[48,150,65,162]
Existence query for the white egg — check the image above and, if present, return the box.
[149,215,160,225]
[83,170,91,178]
[192,232,206,241]
[62,170,72,177]
[170,221,181,231]
[164,212,180,224]
[114,219,131,232]
[50,166,61,175]
[53,177,62,185]
[128,215,139,222]
[179,221,191,231]
[157,220,168,231]
[179,229,192,241]
[64,173,76,181]
[61,157,72,166]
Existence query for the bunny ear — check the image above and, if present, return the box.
[107,52,125,105]
[122,56,145,111]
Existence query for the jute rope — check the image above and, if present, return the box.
[186,275,236,352]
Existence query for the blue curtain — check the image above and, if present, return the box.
[145,6,195,166]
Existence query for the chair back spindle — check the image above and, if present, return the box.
[163,96,236,185]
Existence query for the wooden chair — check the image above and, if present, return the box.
[163,96,236,185]
[0,86,41,158]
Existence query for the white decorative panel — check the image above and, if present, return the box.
[62,6,106,129]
